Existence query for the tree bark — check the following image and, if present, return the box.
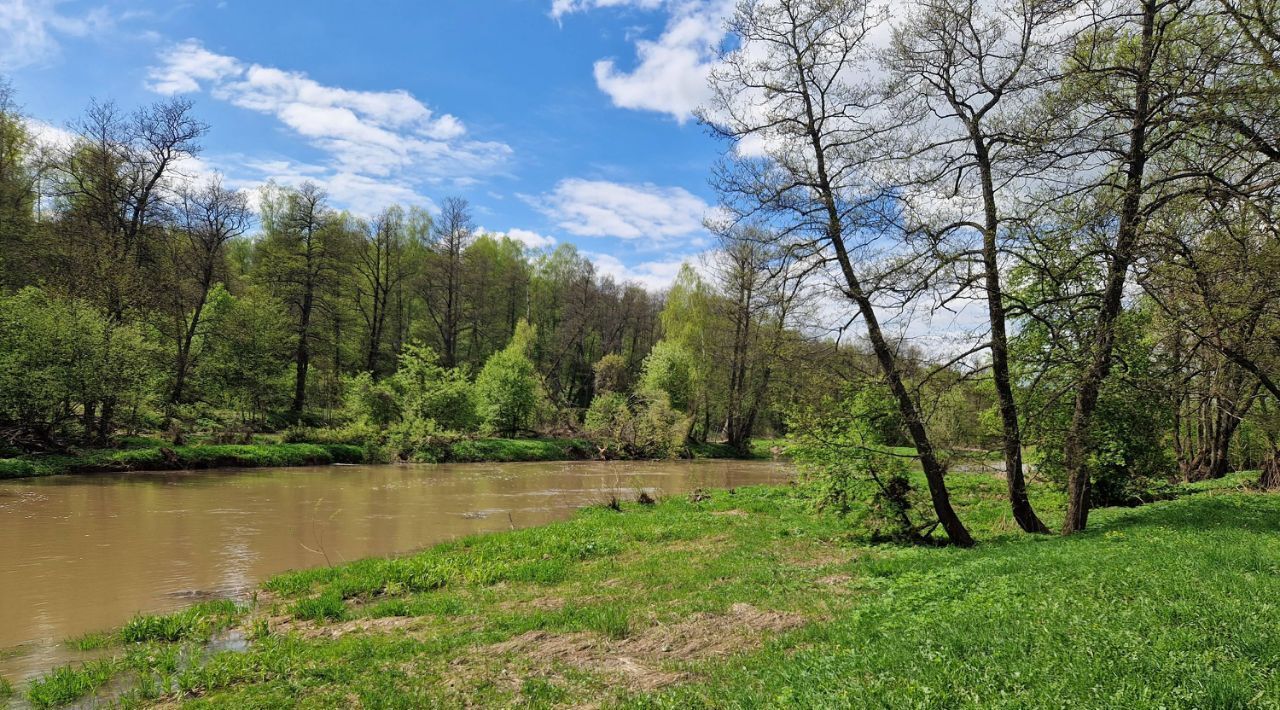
[1062,0,1157,534]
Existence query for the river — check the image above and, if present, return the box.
[0,458,791,683]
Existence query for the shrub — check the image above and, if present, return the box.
[475,322,543,437]
[584,390,686,459]
[391,344,478,432]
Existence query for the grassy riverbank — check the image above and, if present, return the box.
[16,471,1278,708]
[0,437,781,479]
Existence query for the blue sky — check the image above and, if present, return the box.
[1,0,736,289]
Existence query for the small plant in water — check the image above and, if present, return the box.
[26,660,116,708]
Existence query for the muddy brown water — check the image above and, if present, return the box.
[0,458,791,683]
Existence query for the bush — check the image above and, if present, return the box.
[584,390,686,459]
[786,385,927,542]
[475,322,543,437]
[390,345,478,432]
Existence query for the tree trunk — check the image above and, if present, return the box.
[1260,454,1280,490]
[1062,0,1157,535]
[972,133,1049,534]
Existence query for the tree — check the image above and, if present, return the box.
[0,79,35,290]
[886,0,1065,533]
[475,320,542,436]
[255,182,348,418]
[45,97,205,437]
[592,353,629,395]
[704,0,974,545]
[638,340,696,413]
[391,344,477,432]
[0,288,153,449]
[354,206,422,376]
[1042,0,1205,533]
[166,178,250,405]
[197,286,293,421]
[423,197,473,368]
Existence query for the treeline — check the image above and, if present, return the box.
[0,79,841,462]
[702,0,1280,543]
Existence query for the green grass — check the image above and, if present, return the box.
[121,600,239,644]
[447,437,593,463]
[18,472,1280,708]
[25,659,116,708]
[0,436,772,479]
[0,443,366,479]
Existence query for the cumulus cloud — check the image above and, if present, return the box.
[479,226,558,249]
[554,0,731,121]
[550,0,664,20]
[586,251,696,291]
[0,0,113,69]
[145,39,511,210]
[530,178,710,241]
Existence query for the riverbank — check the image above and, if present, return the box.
[9,471,1276,708]
[0,437,780,480]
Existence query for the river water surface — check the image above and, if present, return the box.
[0,458,790,683]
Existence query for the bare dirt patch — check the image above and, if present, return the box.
[709,509,750,517]
[466,602,806,693]
[269,614,425,640]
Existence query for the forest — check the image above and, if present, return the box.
[2,0,1280,548]
[1,0,1280,706]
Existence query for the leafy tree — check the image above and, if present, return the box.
[638,340,695,413]
[196,286,292,422]
[592,353,629,395]
[0,288,153,449]
[390,344,477,432]
[475,321,542,436]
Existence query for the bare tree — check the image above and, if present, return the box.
[355,206,420,375]
[425,197,474,368]
[886,0,1075,533]
[168,178,250,404]
[704,0,975,545]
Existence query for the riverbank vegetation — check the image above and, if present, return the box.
[15,473,1277,708]
[4,0,1280,543]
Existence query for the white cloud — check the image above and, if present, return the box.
[0,0,113,69]
[555,0,730,121]
[550,0,664,20]
[146,39,242,93]
[586,251,695,291]
[530,178,710,241]
[479,226,558,249]
[145,39,511,209]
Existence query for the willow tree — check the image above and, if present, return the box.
[703,0,974,546]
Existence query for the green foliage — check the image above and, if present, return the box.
[637,340,696,412]
[196,286,293,418]
[1019,306,1175,505]
[25,660,116,708]
[583,390,687,458]
[390,344,477,432]
[592,353,629,394]
[786,384,923,540]
[0,288,155,445]
[342,372,399,428]
[475,321,543,436]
